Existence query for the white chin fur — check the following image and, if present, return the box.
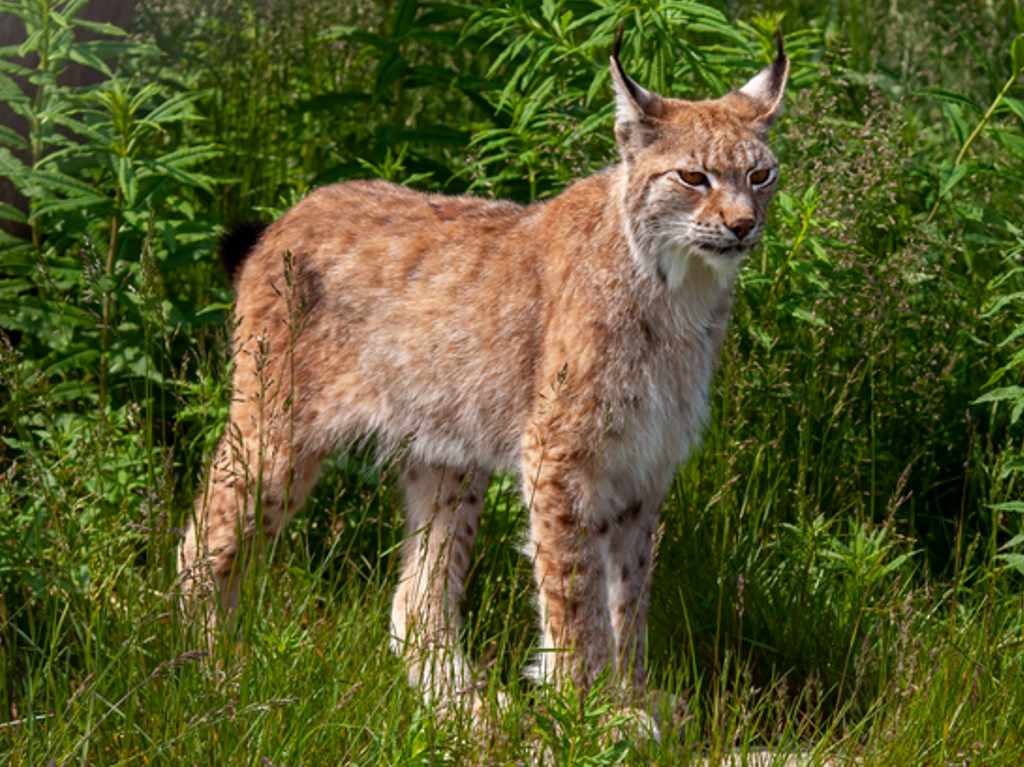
[659,245,742,292]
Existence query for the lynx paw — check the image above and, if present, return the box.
[608,705,661,742]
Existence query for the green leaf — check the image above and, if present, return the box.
[1012,34,1024,73]
[115,155,137,206]
[942,103,969,146]
[150,143,221,170]
[71,18,127,37]
[375,54,408,94]
[32,192,110,217]
[938,162,974,199]
[29,168,104,199]
[42,349,101,378]
[0,124,27,151]
[196,302,233,317]
[0,147,28,179]
[791,307,827,327]
[1001,533,1024,551]
[981,291,1024,317]
[391,0,418,38]
[991,501,1024,514]
[919,87,982,112]
[67,43,112,77]
[748,325,777,351]
[996,322,1024,349]
[0,71,25,102]
[47,380,97,403]
[0,202,27,223]
[1002,97,1024,124]
[973,385,1024,405]
[994,127,1024,160]
[136,90,202,129]
[997,552,1024,575]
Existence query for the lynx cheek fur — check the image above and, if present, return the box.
[179,31,788,714]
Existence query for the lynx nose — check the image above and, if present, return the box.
[726,217,756,241]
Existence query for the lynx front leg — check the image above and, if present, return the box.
[521,445,613,688]
[390,463,489,708]
[605,501,658,691]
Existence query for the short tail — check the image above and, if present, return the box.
[219,222,266,284]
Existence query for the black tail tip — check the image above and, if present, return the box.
[219,222,266,284]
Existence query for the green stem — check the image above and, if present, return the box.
[99,195,120,411]
[28,1,53,252]
[927,65,1023,224]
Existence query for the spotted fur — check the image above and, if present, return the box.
[179,33,789,720]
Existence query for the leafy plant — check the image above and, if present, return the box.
[0,0,222,413]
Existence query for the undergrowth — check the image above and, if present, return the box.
[2,0,1024,764]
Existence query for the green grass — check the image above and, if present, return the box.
[4,460,1024,764]
[3,0,1024,763]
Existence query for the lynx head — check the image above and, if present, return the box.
[610,30,789,289]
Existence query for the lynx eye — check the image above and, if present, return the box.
[677,170,709,188]
[749,168,773,186]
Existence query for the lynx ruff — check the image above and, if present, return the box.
[179,33,789,719]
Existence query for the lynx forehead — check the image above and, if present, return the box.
[179,29,789,733]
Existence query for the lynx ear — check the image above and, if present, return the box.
[737,29,789,128]
[610,25,663,154]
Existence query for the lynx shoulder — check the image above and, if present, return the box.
[180,30,789,725]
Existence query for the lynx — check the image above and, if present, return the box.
[179,30,788,723]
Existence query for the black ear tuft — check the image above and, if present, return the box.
[609,21,664,142]
[736,29,789,128]
[220,222,266,284]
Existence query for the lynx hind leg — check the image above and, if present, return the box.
[390,463,489,708]
[178,420,322,629]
